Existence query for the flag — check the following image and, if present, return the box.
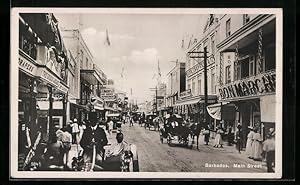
[157,59,161,77]
[105,29,111,46]
[121,67,124,78]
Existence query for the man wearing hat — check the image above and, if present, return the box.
[80,114,108,165]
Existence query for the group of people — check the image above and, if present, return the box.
[36,114,131,170]
[245,126,275,172]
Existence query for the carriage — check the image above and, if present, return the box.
[144,114,159,131]
[159,114,190,147]
[106,113,122,132]
[71,142,139,172]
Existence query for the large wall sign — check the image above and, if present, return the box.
[180,89,192,99]
[218,70,275,100]
[19,54,38,76]
[100,88,116,101]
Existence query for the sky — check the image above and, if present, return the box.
[55,12,208,103]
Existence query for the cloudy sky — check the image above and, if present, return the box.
[55,12,207,103]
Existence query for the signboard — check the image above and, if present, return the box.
[180,89,192,98]
[19,54,38,76]
[218,70,275,100]
[186,62,203,77]
[37,67,68,94]
[100,88,116,101]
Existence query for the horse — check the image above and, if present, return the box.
[188,122,202,150]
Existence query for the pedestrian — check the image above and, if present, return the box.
[56,129,72,167]
[245,126,255,158]
[227,126,235,146]
[129,116,134,127]
[213,126,224,148]
[251,127,263,161]
[108,118,114,134]
[203,126,210,145]
[78,121,87,144]
[235,123,243,152]
[262,132,275,172]
[71,118,80,144]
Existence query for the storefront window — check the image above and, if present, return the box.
[226,19,231,37]
[225,65,231,84]
[264,43,275,71]
[211,71,215,93]
[243,14,250,25]
[19,20,37,60]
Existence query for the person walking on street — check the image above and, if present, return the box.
[213,126,224,148]
[251,127,263,161]
[129,116,134,127]
[108,118,114,134]
[263,132,275,172]
[245,126,255,158]
[203,126,210,145]
[71,118,80,144]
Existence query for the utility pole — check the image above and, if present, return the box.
[149,87,158,115]
[188,48,209,126]
[203,47,208,124]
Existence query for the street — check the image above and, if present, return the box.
[117,121,267,172]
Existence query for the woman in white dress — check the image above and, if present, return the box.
[251,127,263,160]
[245,126,255,158]
[213,126,224,148]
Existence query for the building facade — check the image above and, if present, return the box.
[18,13,69,147]
[165,61,186,110]
[214,14,276,148]
[175,14,219,122]
[61,29,107,124]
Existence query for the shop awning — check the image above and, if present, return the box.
[80,69,101,85]
[206,102,236,120]
[176,95,218,106]
[94,105,104,110]
[206,102,230,120]
[176,98,200,106]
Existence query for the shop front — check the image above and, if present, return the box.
[19,49,69,144]
[175,94,217,124]
[217,70,276,148]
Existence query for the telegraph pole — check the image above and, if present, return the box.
[188,48,209,126]
[203,47,208,124]
[149,87,158,115]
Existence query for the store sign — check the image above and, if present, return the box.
[218,71,276,100]
[180,89,192,98]
[186,63,203,77]
[38,68,68,94]
[57,83,68,94]
[39,68,60,87]
[19,55,37,76]
[100,88,116,101]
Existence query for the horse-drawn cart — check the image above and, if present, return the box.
[159,114,190,147]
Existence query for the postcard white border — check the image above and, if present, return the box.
[10,8,283,179]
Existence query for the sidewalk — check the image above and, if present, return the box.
[197,134,269,171]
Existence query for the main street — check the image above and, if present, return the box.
[117,121,267,173]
